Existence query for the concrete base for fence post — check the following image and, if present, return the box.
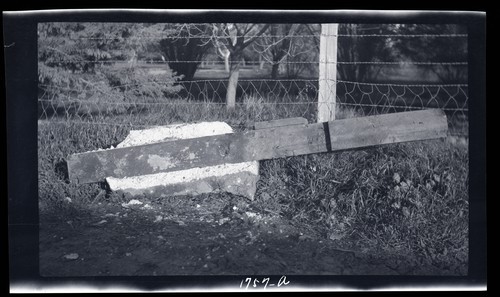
[105,122,260,200]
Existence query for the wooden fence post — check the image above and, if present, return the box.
[318,24,338,123]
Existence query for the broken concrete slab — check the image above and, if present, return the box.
[106,122,260,200]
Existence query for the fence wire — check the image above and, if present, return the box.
[44,33,468,40]
[38,27,469,137]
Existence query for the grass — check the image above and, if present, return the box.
[255,140,468,273]
[38,97,469,275]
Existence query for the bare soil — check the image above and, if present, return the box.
[39,193,444,276]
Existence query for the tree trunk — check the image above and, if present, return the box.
[226,61,241,110]
[128,49,137,69]
[224,55,230,73]
[271,63,280,79]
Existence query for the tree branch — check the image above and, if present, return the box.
[305,24,320,49]
[242,24,270,48]
[243,23,257,35]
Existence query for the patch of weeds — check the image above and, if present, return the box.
[256,139,468,273]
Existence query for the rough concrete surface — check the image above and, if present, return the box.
[106,122,260,199]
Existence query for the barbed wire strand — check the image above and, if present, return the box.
[43,59,469,66]
[38,80,469,94]
[38,97,468,110]
[41,33,468,40]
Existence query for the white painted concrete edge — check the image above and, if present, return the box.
[106,161,259,190]
[105,121,260,194]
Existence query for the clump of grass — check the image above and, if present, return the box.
[254,139,468,274]
[38,121,131,212]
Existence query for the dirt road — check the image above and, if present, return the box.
[39,193,440,276]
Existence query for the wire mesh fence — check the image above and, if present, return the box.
[38,23,469,137]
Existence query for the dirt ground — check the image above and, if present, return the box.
[39,193,444,276]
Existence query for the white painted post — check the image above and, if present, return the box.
[318,24,338,123]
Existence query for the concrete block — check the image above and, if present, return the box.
[106,122,260,200]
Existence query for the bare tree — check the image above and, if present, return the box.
[252,24,320,79]
[156,23,213,80]
[209,23,270,109]
[252,24,299,78]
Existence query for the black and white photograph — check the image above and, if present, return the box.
[6,9,486,292]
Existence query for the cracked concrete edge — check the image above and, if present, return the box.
[106,121,260,200]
